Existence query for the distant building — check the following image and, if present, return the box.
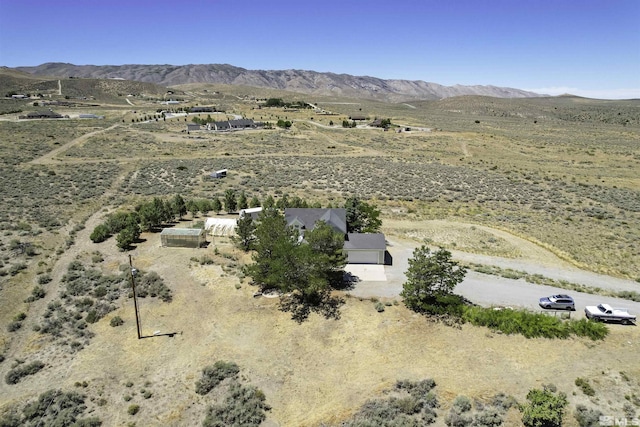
[19,110,64,119]
[208,119,258,131]
[186,124,201,132]
[210,169,227,179]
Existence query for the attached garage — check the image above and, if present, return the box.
[160,228,205,248]
[344,233,386,265]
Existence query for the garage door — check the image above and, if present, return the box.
[347,250,381,264]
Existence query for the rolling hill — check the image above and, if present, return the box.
[14,62,543,102]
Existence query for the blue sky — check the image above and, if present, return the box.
[1,0,639,99]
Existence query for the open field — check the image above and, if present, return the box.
[1,79,639,425]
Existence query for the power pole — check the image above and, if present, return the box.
[129,255,142,339]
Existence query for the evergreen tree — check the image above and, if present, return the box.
[345,197,382,233]
[212,197,222,214]
[233,214,257,252]
[224,189,237,213]
[263,195,275,209]
[171,194,187,220]
[249,196,261,208]
[401,246,466,313]
[238,191,248,210]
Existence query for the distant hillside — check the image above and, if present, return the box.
[0,66,173,101]
[15,63,543,102]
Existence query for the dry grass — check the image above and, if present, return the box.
[1,82,639,425]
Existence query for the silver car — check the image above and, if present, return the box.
[539,294,575,311]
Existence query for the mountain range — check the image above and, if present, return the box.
[15,63,544,102]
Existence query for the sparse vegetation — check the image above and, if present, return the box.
[195,361,240,395]
[5,361,45,384]
[0,74,638,426]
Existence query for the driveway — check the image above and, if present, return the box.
[347,237,640,319]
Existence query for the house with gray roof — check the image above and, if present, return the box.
[284,208,386,264]
[285,208,347,236]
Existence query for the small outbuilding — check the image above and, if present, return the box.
[210,169,227,178]
[160,228,205,248]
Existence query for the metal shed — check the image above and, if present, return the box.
[160,228,205,248]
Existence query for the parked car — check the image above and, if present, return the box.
[539,294,576,311]
[585,304,636,325]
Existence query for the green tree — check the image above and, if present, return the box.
[211,197,222,214]
[90,224,110,243]
[275,193,290,210]
[238,191,248,210]
[197,199,213,216]
[116,225,139,251]
[521,387,568,427]
[345,197,382,233]
[186,199,200,218]
[246,211,346,321]
[245,208,297,290]
[276,119,292,129]
[249,195,261,208]
[265,98,284,107]
[233,214,257,252]
[401,246,466,312]
[171,194,187,220]
[224,189,237,213]
[138,198,169,231]
[304,221,347,286]
[263,195,275,209]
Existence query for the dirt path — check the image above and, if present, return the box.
[29,123,121,165]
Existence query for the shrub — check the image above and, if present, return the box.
[5,361,45,384]
[195,361,240,395]
[574,404,603,427]
[375,302,385,312]
[462,306,608,340]
[202,382,270,427]
[9,262,27,276]
[127,404,140,415]
[90,224,111,243]
[18,389,97,426]
[110,316,124,327]
[520,387,567,427]
[575,377,595,396]
[474,408,504,427]
[7,321,22,332]
[136,271,172,302]
[37,274,52,285]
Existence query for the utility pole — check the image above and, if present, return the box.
[129,255,142,339]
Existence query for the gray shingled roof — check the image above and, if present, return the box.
[284,208,347,234]
[343,233,386,250]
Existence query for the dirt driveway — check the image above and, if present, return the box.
[347,236,640,318]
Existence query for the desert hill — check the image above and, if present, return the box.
[15,62,542,102]
[0,66,175,102]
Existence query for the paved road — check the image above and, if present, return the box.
[348,237,640,320]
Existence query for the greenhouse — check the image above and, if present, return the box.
[160,228,206,248]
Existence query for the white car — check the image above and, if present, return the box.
[585,304,636,325]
